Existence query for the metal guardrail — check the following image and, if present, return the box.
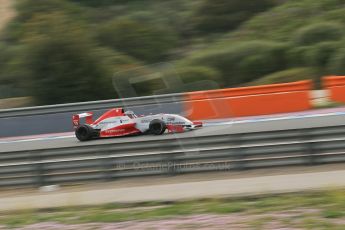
[0,93,186,118]
[1,125,345,188]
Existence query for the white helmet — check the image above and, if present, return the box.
[124,110,137,119]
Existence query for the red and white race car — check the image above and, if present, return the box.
[73,108,202,141]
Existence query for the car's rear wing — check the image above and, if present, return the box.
[72,112,93,129]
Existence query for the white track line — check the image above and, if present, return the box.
[203,111,345,126]
[0,134,74,144]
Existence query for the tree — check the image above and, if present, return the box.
[248,67,319,86]
[293,22,344,46]
[192,0,275,33]
[97,19,178,62]
[287,42,340,69]
[304,41,339,67]
[4,0,85,43]
[69,0,126,7]
[15,0,83,22]
[187,41,287,86]
[328,48,345,75]
[22,13,116,104]
[0,44,28,98]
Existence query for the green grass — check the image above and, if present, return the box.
[299,217,339,230]
[322,209,345,219]
[313,101,345,109]
[0,189,344,228]
[249,216,275,229]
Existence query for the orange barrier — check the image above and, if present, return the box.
[184,80,312,120]
[323,76,345,103]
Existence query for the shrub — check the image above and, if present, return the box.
[97,19,178,62]
[174,66,222,84]
[0,44,7,75]
[287,42,340,68]
[26,38,117,105]
[293,22,344,46]
[248,67,319,86]
[304,41,340,67]
[286,46,311,67]
[114,65,222,96]
[192,0,275,33]
[159,66,223,93]
[22,14,117,105]
[328,48,345,75]
[187,41,287,86]
[0,44,28,96]
[6,0,85,43]
[112,63,173,97]
[69,0,123,7]
[16,0,83,22]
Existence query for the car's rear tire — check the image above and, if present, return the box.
[75,125,96,141]
[149,119,166,135]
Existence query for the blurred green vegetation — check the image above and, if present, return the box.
[97,19,178,62]
[248,67,319,86]
[0,0,345,104]
[191,0,275,33]
[183,40,288,86]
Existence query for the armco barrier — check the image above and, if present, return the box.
[0,124,344,188]
[323,76,345,103]
[184,81,312,120]
[0,93,186,118]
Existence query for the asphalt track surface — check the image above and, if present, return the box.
[1,109,345,153]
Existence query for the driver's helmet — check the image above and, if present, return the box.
[124,110,136,119]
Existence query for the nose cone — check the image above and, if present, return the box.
[192,121,203,127]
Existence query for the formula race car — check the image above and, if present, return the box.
[72,108,202,141]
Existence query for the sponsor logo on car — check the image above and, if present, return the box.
[167,121,187,125]
[105,129,125,133]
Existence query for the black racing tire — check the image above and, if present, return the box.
[149,119,166,135]
[75,125,95,141]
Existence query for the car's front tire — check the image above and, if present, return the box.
[149,119,166,135]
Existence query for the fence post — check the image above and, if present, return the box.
[232,134,245,170]
[164,153,177,176]
[32,151,45,187]
[101,153,114,181]
[301,129,316,165]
